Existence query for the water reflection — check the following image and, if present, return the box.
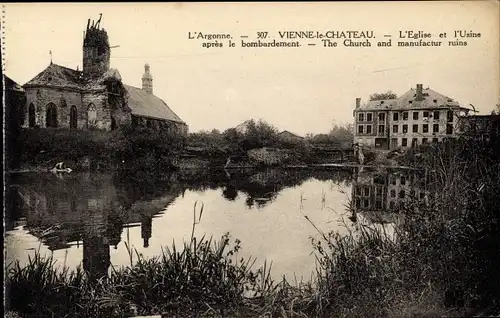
[5,167,430,280]
[351,167,430,224]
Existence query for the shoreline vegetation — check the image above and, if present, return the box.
[6,119,355,173]
[5,122,500,317]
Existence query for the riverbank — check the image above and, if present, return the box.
[8,127,357,173]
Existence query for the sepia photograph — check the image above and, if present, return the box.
[2,2,500,317]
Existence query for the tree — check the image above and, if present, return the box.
[241,119,278,150]
[370,91,397,101]
[329,123,354,142]
[309,133,333,144]
[310,122,353,148]
[492,103,500,115]
[305,133,315,140]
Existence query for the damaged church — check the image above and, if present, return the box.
[21,15,188,135]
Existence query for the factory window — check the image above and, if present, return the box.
[446,124,453,135]
[447,110,454,122]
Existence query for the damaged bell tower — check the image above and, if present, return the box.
[83,14,110,79]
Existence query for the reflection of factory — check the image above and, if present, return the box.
[8,172,182,279]
[352,169,429,223]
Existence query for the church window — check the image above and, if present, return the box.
[70,106,78,129]
[87,103,97,128]
[45,103,58,128]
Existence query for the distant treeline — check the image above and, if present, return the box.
[187,119,353,155]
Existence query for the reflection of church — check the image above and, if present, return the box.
[8,172,174,279]
[351,169,430,223]
[141,211,152,248]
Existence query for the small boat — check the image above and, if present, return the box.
[49,167,73,173]
[49,162,72,173]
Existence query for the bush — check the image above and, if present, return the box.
[14,126,186,172]
[17,128,112,168]
[363,150,377,163]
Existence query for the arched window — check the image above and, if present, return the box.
[111,117,117,130]
[28,103,36,127]
[87,103,97,128]
[70,105,78,129]
[146,120,152,129]
[45,103,58,128]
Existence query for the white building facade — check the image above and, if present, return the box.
[353,84,470,149]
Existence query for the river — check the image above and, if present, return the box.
[4,167,428,282]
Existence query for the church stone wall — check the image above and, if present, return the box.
[82,91,112,130]
[23,86,186,133]
[24,87,84,129]
[23,86,120,130]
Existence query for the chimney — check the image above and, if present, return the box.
[355,98,361,108]
[416,84,423,101]
[142,63,153,94]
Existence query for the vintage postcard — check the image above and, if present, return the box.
[3,2,499,317]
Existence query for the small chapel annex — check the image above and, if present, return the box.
[21,15,188,135]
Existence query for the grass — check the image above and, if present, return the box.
[6,233,276,317]
[5,203,276,318]
[6,137,500,317]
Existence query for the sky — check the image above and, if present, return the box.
[3,2,499,135]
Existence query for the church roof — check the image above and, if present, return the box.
[124,84,186,124]
[23,64,186,124]
[23,63,83,89]
[4,75,24,92]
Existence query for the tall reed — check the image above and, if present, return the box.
[6,201,276,317]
